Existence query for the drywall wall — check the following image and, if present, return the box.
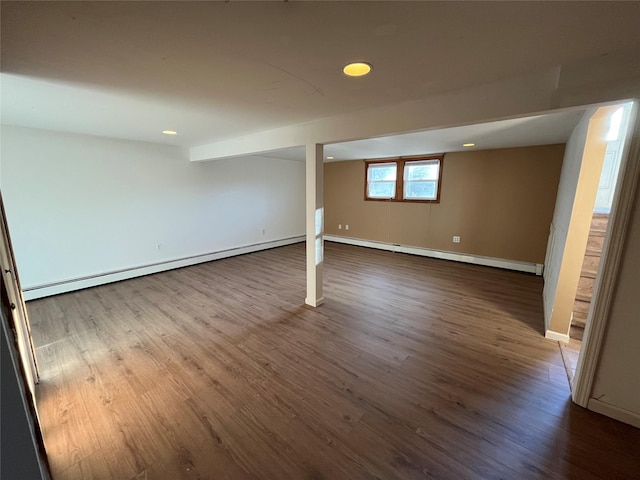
[543,107,615,338]
[324,145,564,264]
[543,111,591,333]
[0,126,305,294]
[590,165,640,421]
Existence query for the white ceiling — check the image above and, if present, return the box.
[259,109,586,162]
[2,2,639,151]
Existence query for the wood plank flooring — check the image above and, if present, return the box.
[27,242,640,479]
[560,335,582,388]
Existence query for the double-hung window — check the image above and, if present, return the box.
[366,162,398,199]
[403,159,440,201]
[365,155,443,203]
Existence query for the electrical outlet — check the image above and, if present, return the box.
[452,236,460,243]
[338,224,342,229]
[345,224,349,231]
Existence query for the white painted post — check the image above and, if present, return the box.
[305,143,324,307]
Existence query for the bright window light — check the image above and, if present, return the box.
[606,107,624,142]
[403,159,440,200]
[366,162,397,198]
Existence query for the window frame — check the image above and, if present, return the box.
[364,161,398,200]
[364,155,443,203]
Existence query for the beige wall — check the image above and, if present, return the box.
[543,110,592,333]
[325,145,565,264]
[547,107,614,335]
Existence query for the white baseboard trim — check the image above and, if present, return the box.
[23,235,305,301]
[324,234,544,275]
[545,329,570,343]
[587,398,640,428]
[305,296,325,307]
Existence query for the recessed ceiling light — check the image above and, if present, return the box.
[463,143,475,147]
[326,156,334,160]
[162,130,178,135]
[343,62,372,77]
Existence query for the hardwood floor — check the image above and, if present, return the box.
[559,335,582,388]
[27,242,640,479]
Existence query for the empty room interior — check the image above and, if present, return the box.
[2,2,640,479]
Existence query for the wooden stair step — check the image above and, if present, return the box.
[576,276,595,303]
[570,325,585,340]
[584,247,602,257]
[572,299,590,328]
[591,213,610,230]
[571,214,606,332]
[573,299,591,315]
[586,234,605,253]
[589,221,609,237]
[572,310,588,329]
[575,292,592,303]
[580,255,600,277]
[572,318,587,329]
[583,251,602,258]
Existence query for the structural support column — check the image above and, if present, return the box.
[305,143,324,307]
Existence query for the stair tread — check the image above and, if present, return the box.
[573,308,589,318]
[575,292,592,303]
[571,213,608,332]
[578,275,595,285]
[570,325,585,340]
[573,300,591,314]
[572,317,587,329]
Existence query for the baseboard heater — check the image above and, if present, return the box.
[324,234,544,276]
[23,235,305,301]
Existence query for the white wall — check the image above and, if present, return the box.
[542,110,592,333]
[0,126,305,297]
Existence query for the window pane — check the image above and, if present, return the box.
[368,181,396,198]
[368,163,397,181]
[405,161,439,181]
[404,180,437,199]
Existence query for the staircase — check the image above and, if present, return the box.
[572,213,609,333]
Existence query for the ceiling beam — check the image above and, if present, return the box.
[190,51,640,162]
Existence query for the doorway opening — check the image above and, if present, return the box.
[558,102,634,384]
